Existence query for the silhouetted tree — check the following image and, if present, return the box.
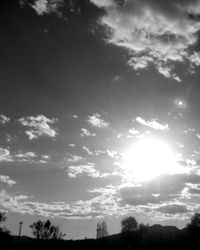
[121,216,138,233]
[30,220,65,240]
[138,223,149,232]
[0,212,10,234]
[188,213,200,227]
[0,212,6,224]
[96,221,109,239]
[187,212,200,240]
[0,212,11,249]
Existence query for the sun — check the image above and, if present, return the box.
[123,138,179,182]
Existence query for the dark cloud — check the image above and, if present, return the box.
[157,204,189,214]
[91,0,200,80]
[119,174,200,206]
[187,187,200,194]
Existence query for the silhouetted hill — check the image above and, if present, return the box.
[144,224,180,242]
[12,235,34,244]
[1,225,199,250]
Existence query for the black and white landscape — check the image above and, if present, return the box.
[1,0,200,243]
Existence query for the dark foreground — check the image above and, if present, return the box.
[1,224,200,250]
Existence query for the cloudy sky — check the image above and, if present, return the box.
[1,0,200,239]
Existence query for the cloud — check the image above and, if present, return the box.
[0,190,33,215]
[129,128,140,135]
[67,154,83,163]
[90,0,115,8]
[87,113,109,128]
[80,128,96,137]
[13,151,38,163]
[0,176,16,187]
[30,0,64,16]
[0,148,12,162]
[157,204,189,214]
[136,117,169,131]
[90,0,200,80]
[0,148,44,164]
[15,152,36,159]
[21,0,80,18]
[0,186,196,220]
[82,146,94,155]
[0,114,10,124]
[67,164,102,178]
[0,188,119,219]
[106,150,120,159]
[19,115,58,140]
[119,174,200,206]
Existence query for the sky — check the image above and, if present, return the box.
[1,0,200,239]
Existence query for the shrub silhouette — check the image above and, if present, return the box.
[30,219,65,240]
[0,212,10,234]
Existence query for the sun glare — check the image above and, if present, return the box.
[123,138,179,182]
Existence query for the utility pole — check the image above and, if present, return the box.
[18,221,23,245]
[19,221,23,237]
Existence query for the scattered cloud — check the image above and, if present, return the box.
[6,134,13,143]
[67,164,102,178]
[106,150,120,159]
[0,175,16,187]
[82,146,94,155]
[80,128,96,137]
[0,148,45,164]
[13,151,37,163]
[0,114,10,124]
[19,115,58,140]
[72,114,78,119]
[119,174,200,206]
[90,0,200,80]
[30,0,64,16]
[0,188,119,219]
[129,128,140,135]
[136,117,169,131]
[0,148,12,162]
[42,155,50,159]
[87,113,109,128]
[67,154,83,163]
[0,183,196,220]
[15,152,36,159]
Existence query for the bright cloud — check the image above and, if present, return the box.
[15,152,36,159]
[0,148,12,162]
[19,115,58,140]
[0,114,10,124]
[0,175,16,187]
[129,128,140,135]
[87,113,109,128]
[67,154,83,163]
[82,146,94,155]
[13,151,37,163]
[67,164,101,178]
[90,0,200,81]
[136,117,169,131]
[30,0,64,16]
[80,128,96,137]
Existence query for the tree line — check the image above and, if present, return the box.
[1,211,200,240]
